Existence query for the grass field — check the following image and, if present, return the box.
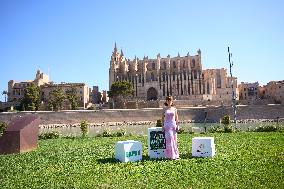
[0,132,283,189]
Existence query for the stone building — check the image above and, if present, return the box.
[90,86,101,104]
[101,90,108,103]
[263,80,284,104]
[6,70,91,110]
[109,43,238,106]
[238,80,284,105]
[7,70,49,102]
[41,82,90,109]
[238,82,259,104]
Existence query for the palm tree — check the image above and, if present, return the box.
[2,90,8,102]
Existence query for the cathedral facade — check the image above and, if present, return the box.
[109,44,238,106]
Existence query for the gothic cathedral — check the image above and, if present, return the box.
[109,43,238,105]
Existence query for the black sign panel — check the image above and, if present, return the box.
[149,131,166,150]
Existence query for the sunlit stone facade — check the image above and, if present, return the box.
[109,44,238,106]
[8,70,49,102]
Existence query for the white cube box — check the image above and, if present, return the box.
[115,140,142,162]
[148,127,166,159]
[192,137,215,157]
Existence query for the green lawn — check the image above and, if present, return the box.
[0,132,283,189]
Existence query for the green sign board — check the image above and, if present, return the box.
[125,150,141,158]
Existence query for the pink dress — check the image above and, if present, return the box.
[163,108,179,159]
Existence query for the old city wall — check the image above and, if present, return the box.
[0,105,283,125]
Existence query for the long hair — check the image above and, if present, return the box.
[164,95,174,106]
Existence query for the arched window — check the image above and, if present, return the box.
[163,62,167,69]
[173,72,176,81]
[173,61,176,68]
[163,73,166,81]
[207,82,210,94]
[152,62,155,69]
[192,59,195,67]
[183,60,186,68]
[217,70,221,88]
[151,72,155,81]
[194,70,197,79]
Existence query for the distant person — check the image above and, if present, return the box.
[162,96,179,160]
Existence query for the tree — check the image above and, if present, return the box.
[48,88,65,111]
[2,91,8,102]
[80,120,88,137]
[21,84,40,111]
[221,115,233,133]
[66,87,78,110]
[0,122,7,136]
[107,81,134,108]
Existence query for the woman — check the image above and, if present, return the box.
[162,96,179,160]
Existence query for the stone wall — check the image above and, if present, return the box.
[112,100,160,109]
[114,99,230,109]
[0,105,283,125]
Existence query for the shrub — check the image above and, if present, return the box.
[221,115,234,133]
[98,129,126,137]
[62,134,77,139]
[156,119,162,127]
[0,122,7,136]
[208,125,222,133]
[177,127,186,134]
[224,124,234,133]
[254,125,278,132]
[221,115,230,125]
[115,130,126,137]
[39,131,60,140]
[101,130,112,137]
[80,120,88,137]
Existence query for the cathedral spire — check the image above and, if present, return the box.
[197,49,201,55]
[120,49,124,56]
[114,42,118,52]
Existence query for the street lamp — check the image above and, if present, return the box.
[228,46,237,128]
[135,74,138,97]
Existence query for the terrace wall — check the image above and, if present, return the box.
[0,105,283,125]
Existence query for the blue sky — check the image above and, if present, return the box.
[0,0,283,101]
